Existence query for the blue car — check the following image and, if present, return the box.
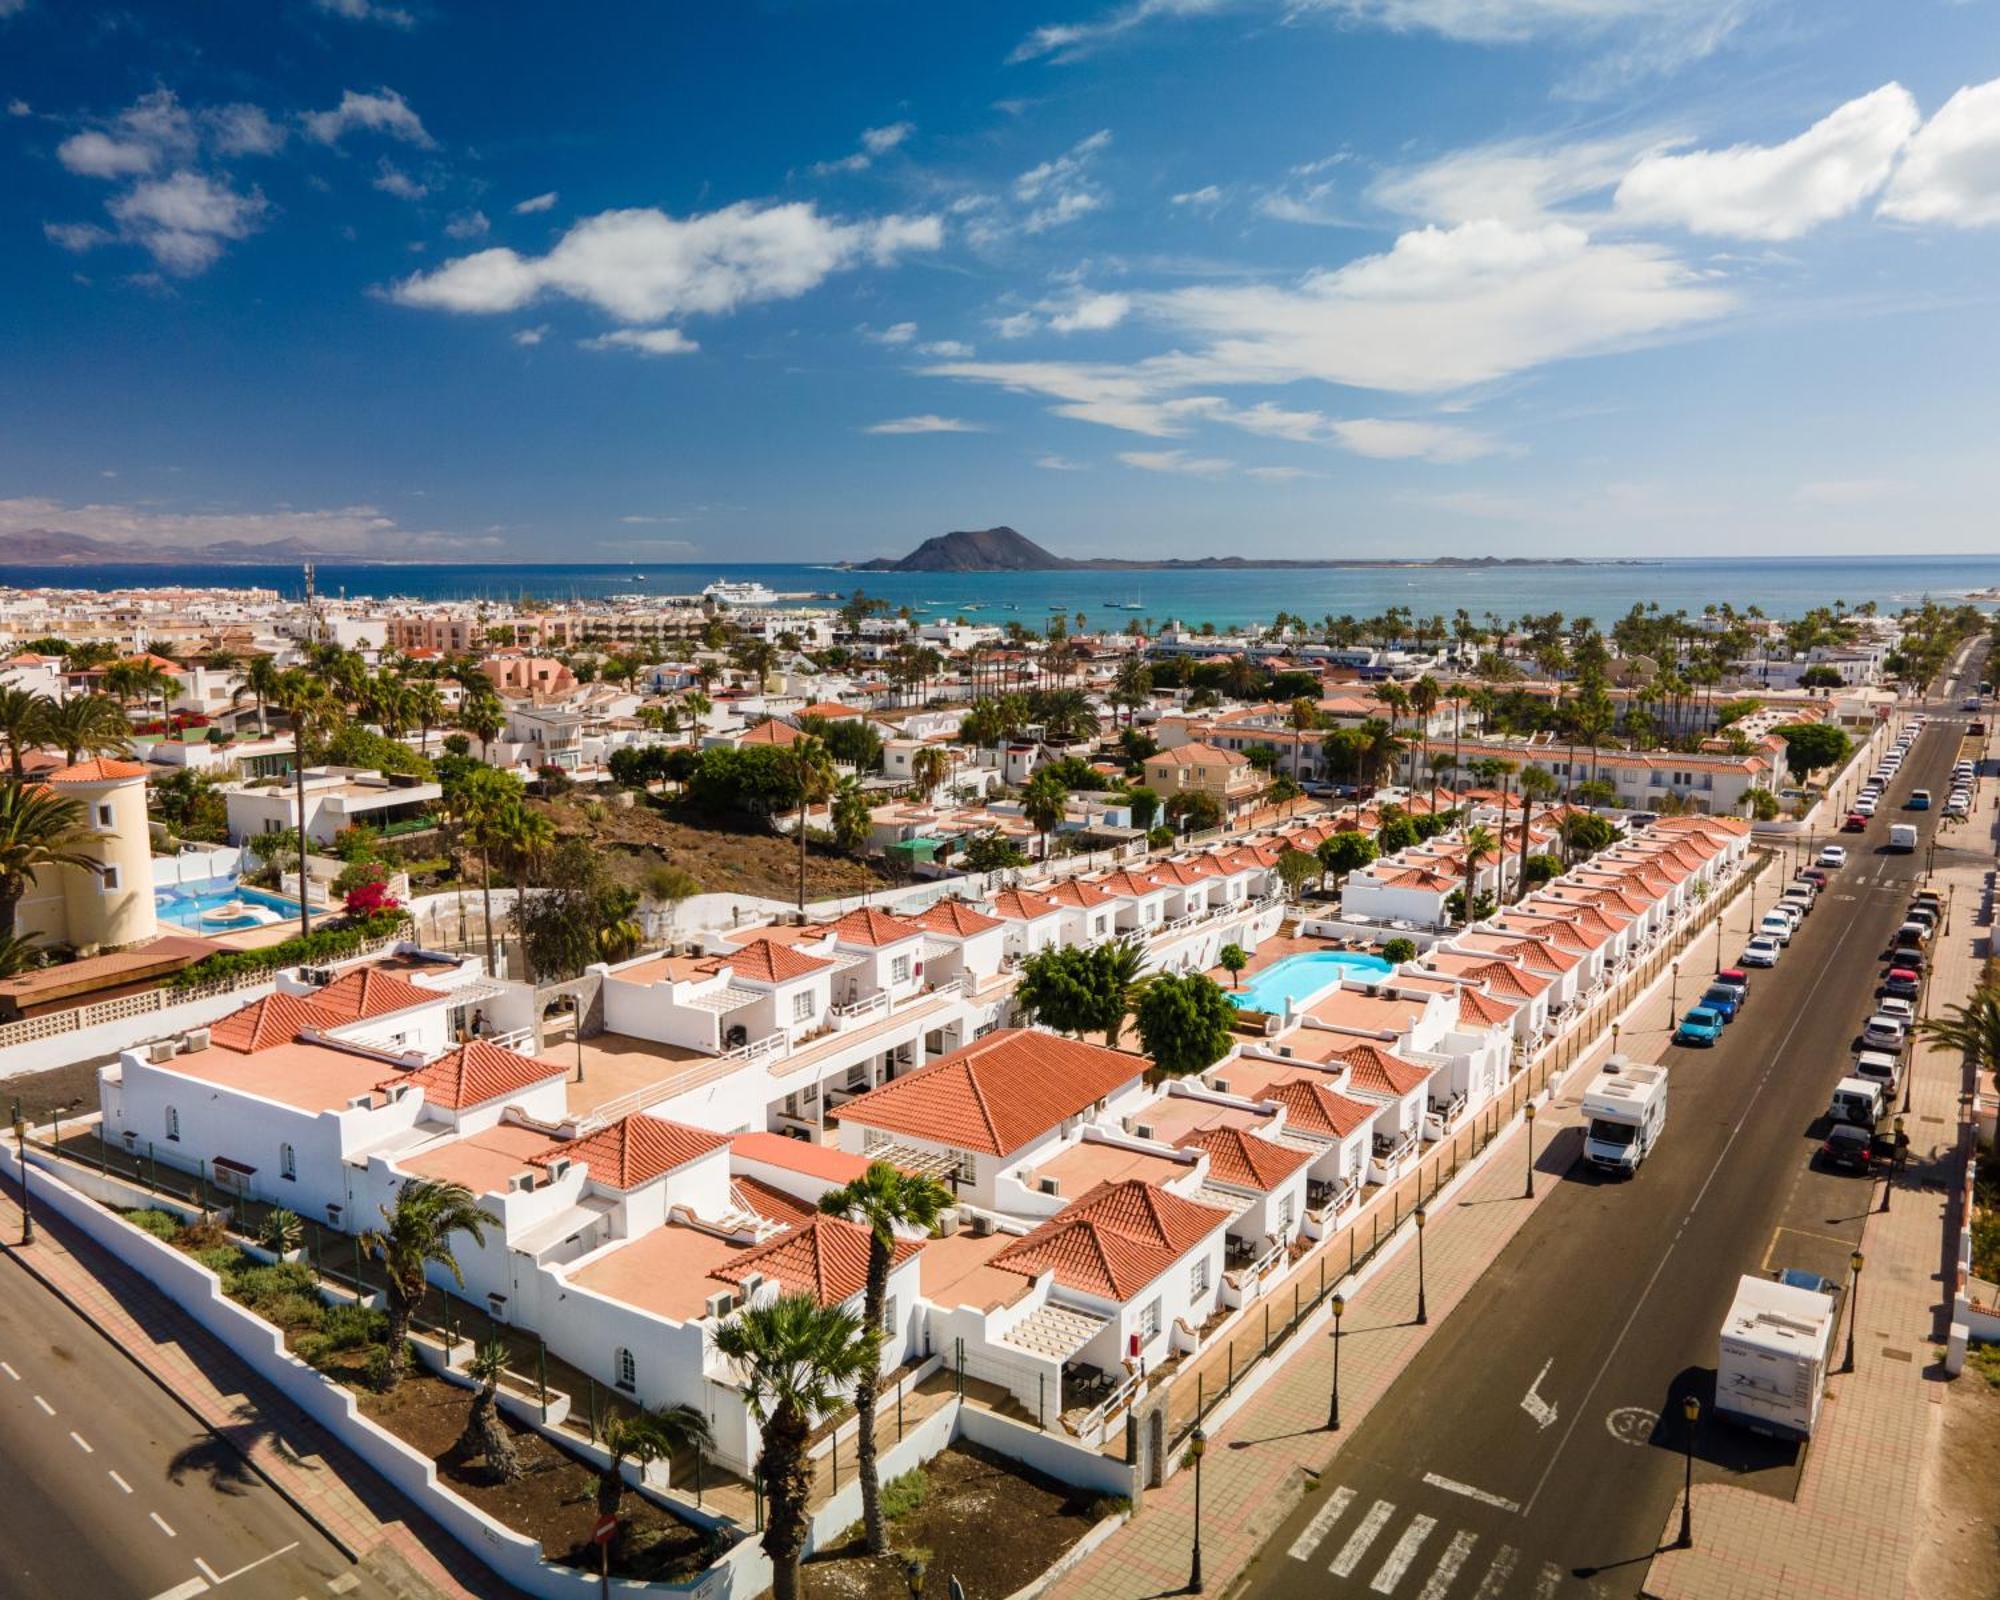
[1699,985,1741,1021]
[1674,1005,1726,1046]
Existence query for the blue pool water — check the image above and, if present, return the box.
[156,880,307,933]
[1229,951,1394,1012]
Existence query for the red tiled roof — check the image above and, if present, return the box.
[44,758,150,784]
[1179,1125,1312,1191]
[915,900,1004,938]
[539,1114,730,1190]
[1263,1078,1377,1139]
[712,1215,919,1306]
[987,888,1062,922]
[1456,988,1518,1028]
[309,967,437,1024]
[388,1040,563,1110]
[1334,1042,1435,1098]
[1044,877,1118,909]
[993,1180,1229,1300]
[731,1175,819,1228]
[739,719,803,746]
[834,1028,1144,1156]
[828,907,925,948]
[718,937,834,983]
[209,993,331,1054]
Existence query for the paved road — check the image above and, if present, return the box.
[0,1244,384,1600]
[1236,654,1987,1600]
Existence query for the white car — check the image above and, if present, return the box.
[1818,845,1848,868]
[1947,795,1971,819]
[1860,1014,1908,1050]
[1740,937,1782,968]
[1759,912,1797,946]
[1855,797,1878,818]
[1878,997,1916,1025]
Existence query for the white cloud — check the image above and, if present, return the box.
[303,87,434,148]
[206,103,287,157]
[511,324,549,345]
[313,0,417,25]
[1012,0,1230,64]
[918,339,974,357]
[1371,129,1668,225]
[391,200,941,322]
[1048,291,1130,333]
[44,221,112,252]
[1036,454,1089,470]
[865,415,985,434]
[619,514,684,524]
[582,327,699,356]
[513,190,559,215]
[0,495,488,558]
[107,171,267,275]
[1119,449,1234,475]
[373,160,429,201]
[992,311,1041,339]
[1880,77,2000,228]
[862,121,915,156]
[1330,417,1501,461]
[1296,0,1747,48]
[863,321,919,345]
[1171,185,1225,208]
[1615,83,1918,240]
[7,100,29,117]
[1210,400,1328,442]
[1015,130,1112,233]
[1244,465,1317,480]
[58,130,158,179]
[445,209,491,240]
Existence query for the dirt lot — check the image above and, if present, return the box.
[1910,1347,2000,1600]
[5,1054,117,1121]
[799,1442,1112,1600]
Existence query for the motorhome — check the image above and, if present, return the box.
[1581,1059,1669,1176]
[1716,1273,1837,1439]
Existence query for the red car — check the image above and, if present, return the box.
[1843,811,1867,832]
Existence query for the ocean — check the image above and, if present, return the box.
[3,555,1997,631]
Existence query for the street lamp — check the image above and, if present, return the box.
[1678,1395,1700,1548]
[1187,1425,1207,1594]
[1524,1100,1538,1199]
[1414,1205,1429,1325]
[12,1113,30,1247]
[1714,909,1724,975]
[1670,960,1680,1021]
[1843,1250,1865,1374]
[1327,1292,1346,1431]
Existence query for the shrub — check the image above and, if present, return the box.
[1382,937,1417,965]
[319,1302,389,1350]
[259,1207,304,1255]
[363,1343,398,1391]
[879,1467,929,1522]
[227,1259,320,1315]
[170,910,410,990]
[126,1208,183,1240]
[257,1292,329,1332]
[192,1244,246,1276]
[175,1215,229,1251]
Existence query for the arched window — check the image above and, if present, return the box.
[615,1347,637,1393]
[279,1143,297,1182]
[164,1106,180,1142]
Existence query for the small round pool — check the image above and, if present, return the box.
[1227,950,1394,1012]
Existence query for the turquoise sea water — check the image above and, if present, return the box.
[1229,951,1395,1012]
[3,554,1997,630]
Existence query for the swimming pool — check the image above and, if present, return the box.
[156,880,308,933]
[1228,950,1395,1012]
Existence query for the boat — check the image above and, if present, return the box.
[702,578,778,606]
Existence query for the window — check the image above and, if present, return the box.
[279,1142,296,1182]
[1190,1256,1210,1297]
[880,1294,898,1334]
[1278,1194,1295,1234]
[100,865,121,891]
[164,1106,180,1142]
[94,803,114,829]
[890,955,911,985]
[1138,1298,1162,1342]
[615,1347,636,1393]
[792,990,814,1023]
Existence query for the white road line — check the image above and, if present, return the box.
[69,1430,92,1453]
[143,1581,209,1600]
[1288,1485,1355,1561]
[1369,1514,1437,1594]
[1416,1530,1479,1600]
[196,1558,221,1583]
[31,1393,53,1415]
[151,1511,178,1538]
[0,1360,17,1380]
[205,1544,299,1585]
[109,1469,133,1494]
[1534,1561,1564,1599]
[1330,1499,1396,1578]
[1421,1473,1521,1513]
[1470,1545,1519,1600]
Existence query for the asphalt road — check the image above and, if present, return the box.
[0,1245,382,1600]
[1236,652,1987,1600]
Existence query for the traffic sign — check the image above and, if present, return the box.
[592,1514,618,1545]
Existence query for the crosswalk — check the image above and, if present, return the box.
[1286,1483,1608,1598]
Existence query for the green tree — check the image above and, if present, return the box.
[442,765,526,976]
[1382,936,1417,964]
[1799,665,1844,691]
[1521,853,1563,888]
[712,1295,873,1600]
[958,831,1028,873]
[1775,722,1851,777]
[1134,972,1235,1073]
[1164,788,1223,834]
[1916,985,2000,1092]
[1125,785,1160,831]
[817,1163,953,1554]
[456,1341,522,1485]
[1217,942,1249,988]
[0,690,52,780]
[0,784,101,940]
[1014,941,1147,1044]
[596,1403,713,1520]
[1376,809,1420,854]
[514,837,637,981]
[1275,846,1319,899]
[1316,829,1376,892]
[363,1179,497,1390]
[787,735,838,913]
[1515,766,1560,903]
[38,695,133,765]
[1458,824,1499,928]
[830,777,873,857]
[1561,812,1618,856]
[1022,766,1070,861]
[231,654,284,738]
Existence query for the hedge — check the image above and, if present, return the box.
[169,911,412,990]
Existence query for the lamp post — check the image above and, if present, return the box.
[1670,959,1680,1022]
[12,1114,31,1246]
[1414,1205,1429,1325]
[1714,908,1724,974]
[1326,1293,1346,1431]
[1843,1251,1865,1374]
[1611,1021,1622,1059]
[1524,1101,1538,1200]
[571,991,586,1084]
[1187,1426,1207,1594]
[1677,1395,1700,1548]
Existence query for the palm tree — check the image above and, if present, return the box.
[712,1294,873,1600]
[1406,676,1441,789]
[1098,935,1150,1047]
[817,1163,953,1554]
[910,744,952,802]
[0,689,51,779]
[787,735,838,914]
[443,766,526,974]
[1458,824,1498,927]
[0,785,100,939]
[1515,766,1559,903]
[682,691,712,748]
[271,670,340,938]
[363,1178,497,1390]
[1022,766,1069,862]
[596,1403,713,1520]
[38,695,132,766]
[459,691,504,763]
[1287,696,1319,787]
[232,654,283,737]
[456,1340,521,1484]
[408,682,445,756]
[830,777,872,857]
[1916,985,2000,1090]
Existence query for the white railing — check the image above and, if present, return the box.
[486,1026,535,1053]
[724,1029,786,1062]
[1069,1366,1145,1443]
[832,992,889,1026]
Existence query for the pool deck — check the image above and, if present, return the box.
[1207,932,1391,1009]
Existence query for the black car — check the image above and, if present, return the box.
[1819,1124,1877,1173]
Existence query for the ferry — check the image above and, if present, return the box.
[702,578,778,606]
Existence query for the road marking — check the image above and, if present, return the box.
[196,1559,221,1583]
[69,1430,92,1453]
[1416,1530,1479,1600]
[1470,1545,1520,1599]
[326,1576,362,1595]
[1330,1499,1396,1578]
[1605,1407,1658,1446]
[1421,1472,1520,1513]
[151,1511,178,1538]
[1534,1561,1564,1599]
[204,1544,299,1586]
[32,1393,53,1415]
[1287,1485,1355,1561]
[109,1469,132,1493]
[1370,1514,1436,1594]
[143,1582,209,1600]
[1521,1358,1558,1431]
[0,1360,17,1380]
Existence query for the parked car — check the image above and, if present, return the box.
[1855,797,1878,818]
[1714,968,1751,1004]
[1759,912,1797,946]
[1859,1014,1908,1050]
[1818,1123,1879,1174]
[1701,984,1742,1020]
[1878,997,1915,1026]
[1779,889,1814,921]
[1893,920,1930,949]
[1842,811,1868,833]
[1817,845,1848,868]
[1739,937,1781,968]
[1830,1077,1886,1127]
[1852,1050,1901,1098]
[1882,967,1922,1000]
[1798,868,1830,889]
[1675,1006,1727,1046]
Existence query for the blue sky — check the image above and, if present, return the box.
[4,0,2000,564]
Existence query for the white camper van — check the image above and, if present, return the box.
[1715,1273,1837,1439]
[1581,1059,1669,1176]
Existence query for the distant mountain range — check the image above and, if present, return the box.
[0,529,330,566]
[849,526,1601,573]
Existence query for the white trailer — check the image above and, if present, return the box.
[1580,1059,1669,1176]
[1716,1274,1836,1439]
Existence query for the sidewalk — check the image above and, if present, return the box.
[0,1174,510,1600]
[1057,850,1784,1600]
[1642,740,1981,1600]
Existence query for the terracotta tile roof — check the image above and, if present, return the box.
[1334,1042,1435,1098]
[388,1040,564,1110]
[993,1180,1229,1300]
[1095,870,1166,898]
[309,967,438,1023]
[712,1215,919,1307]
[731,1175,819,1228]
[916,900,1004,938]
[1263,1078,1377,1139]
[1043,877,1118,909]
[209,993,331,1054]
[537,1114,730,1190]
[834,1028,1145,1156]
[1455,987,1519,1028]
[717,937,834,983]
[828,907,925,947]
[44,758,151,783]
[739,719,803,746]
[1149,857,1221,886]
[796,701,863,719]
[987,888,1062,922]
[1178,1125,1312,1191]
[1149,741,1249,768]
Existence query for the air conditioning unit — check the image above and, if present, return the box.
[300,967,334,987]
[183,1027,210,1053]
[1212,1078,1231,1095]
[1278,1045,1294,1058]
[545,1157,571,1182]
[508,1172,535,1192]
[1037,1176,1060,1196]
[150,1039,180,1063]
[739,1272,764,1298]
[936,1210,962,1236]
[1133,1122,1156,1141]
[969,1213,995,1238]
[706,1290,737,1319]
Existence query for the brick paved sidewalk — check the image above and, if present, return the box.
[0,1172,513,1600]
